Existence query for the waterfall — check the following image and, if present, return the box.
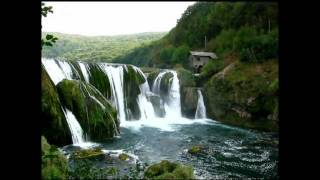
[152,71,167,94]
[62,108,85,145]
[151,70,182,119]
[79,62,90,83]
[195,89,207,119]
[99,64,127,122]
[42,58,68,85]
[43,58,211,138]
[164,71,182,118]
[133,66,157,120]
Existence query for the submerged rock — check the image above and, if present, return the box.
[118,153,130,161]
[57,79,119,140]
[144,160,195,179]
[71,148,105,160]
[188,145,203,154]
[41,64,72,146]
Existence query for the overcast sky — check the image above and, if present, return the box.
[42,2,195,36]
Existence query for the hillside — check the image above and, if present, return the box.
[114,2,278,69]
[113,1,279,131]
[41,32,167,62]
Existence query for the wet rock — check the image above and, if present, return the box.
[188,145,203,154]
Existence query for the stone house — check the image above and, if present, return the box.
[188,51,217,73]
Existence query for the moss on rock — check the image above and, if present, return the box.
[41,64,72,146]
[118,153,130,161]
[123,65,146,120]
[176,67,198,118]
[203,59,278,131]
[144,160,194,179]
[188,145,202,154]
[71,148,104,160]
[57,79,119,140]
[87,63,112,100]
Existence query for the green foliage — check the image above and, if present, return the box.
[41,3,53,17]
[56,79,119,139]
[234,27,278,62]
[42,136,68,179]
[41,65,72,146]
[42,32,166,62]
[172,45,190,66]
[69,159,120,179]
[144,160,194,179]
[115,2,278,67]
[203,60,279,131]
[159,45,175,63]
[41,3,58,47]
[176,67,196,87]
[200,59,225,78]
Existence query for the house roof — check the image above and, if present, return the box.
[190,51,217,59]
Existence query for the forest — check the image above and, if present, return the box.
[114,2,278,69]
[42,32,166,62]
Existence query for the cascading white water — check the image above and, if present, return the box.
[57,60,74,80]
[152,71,167,95]
[79,62,90,83]
[132,66,157,120]
[164,71,182,118]
[195,89,207,119]
[151,70,182,119]
[42,58,68,85]
[99,64,126,122]
[62,108,85,144]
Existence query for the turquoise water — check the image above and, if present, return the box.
[94,120,279,179]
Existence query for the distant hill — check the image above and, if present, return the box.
[41,32,167,62]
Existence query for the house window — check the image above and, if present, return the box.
[197,57,200,61]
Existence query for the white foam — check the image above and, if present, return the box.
[121,117,214,132]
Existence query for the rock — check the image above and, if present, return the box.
[122,65,146,120]
[188,145,202,154]
[176,67,198,118]
[180,87,198,118]
[203,60,278,132]
[87,63,112,99]
[144,160,195,179]
[71,148,105,160]
[148,94,165,117]
[118,153,130,161]
[41,64,72,146]
[57,79,119,140]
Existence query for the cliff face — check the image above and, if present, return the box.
[203,59,278,131]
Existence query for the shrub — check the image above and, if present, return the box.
[201,59,224,77]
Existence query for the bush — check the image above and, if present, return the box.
[200,59,224,77]
[41,136,68,179]
[234,27,278,62]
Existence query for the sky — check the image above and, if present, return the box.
[42,2,196,36]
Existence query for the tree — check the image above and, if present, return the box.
[41,3,58,47]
